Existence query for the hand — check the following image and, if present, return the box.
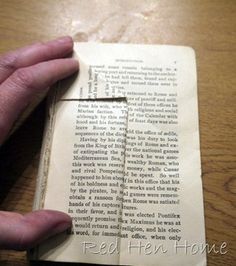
[0,36,79,250]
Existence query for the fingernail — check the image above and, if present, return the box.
[69,58,79,70]
[52,221,72,235]
[56,36,73,44]
[72,58,79,65]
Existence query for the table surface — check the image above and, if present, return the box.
[0,0,235,265]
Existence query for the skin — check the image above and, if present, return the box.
[0,36,79,250]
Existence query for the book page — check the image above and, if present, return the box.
[34,43,206,266]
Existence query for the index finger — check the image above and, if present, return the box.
[0,58,79,144]
[0,36,74,83]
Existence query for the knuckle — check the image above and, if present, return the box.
[15,219,34,251]
[12,68,34,89]
[0,53,18,72]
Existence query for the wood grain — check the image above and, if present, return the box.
[0,0,235,265]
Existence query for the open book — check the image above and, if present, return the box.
[30,43,206,266]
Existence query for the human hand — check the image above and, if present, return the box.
[0,36,79,250]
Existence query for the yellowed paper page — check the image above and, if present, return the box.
[34,43,206,266]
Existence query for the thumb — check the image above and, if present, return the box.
[0,209,72,250]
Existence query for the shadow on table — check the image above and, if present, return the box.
[0,100,46,205]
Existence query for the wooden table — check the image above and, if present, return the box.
[0,1,235,265]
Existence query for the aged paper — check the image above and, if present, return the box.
[33,43,206,266]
